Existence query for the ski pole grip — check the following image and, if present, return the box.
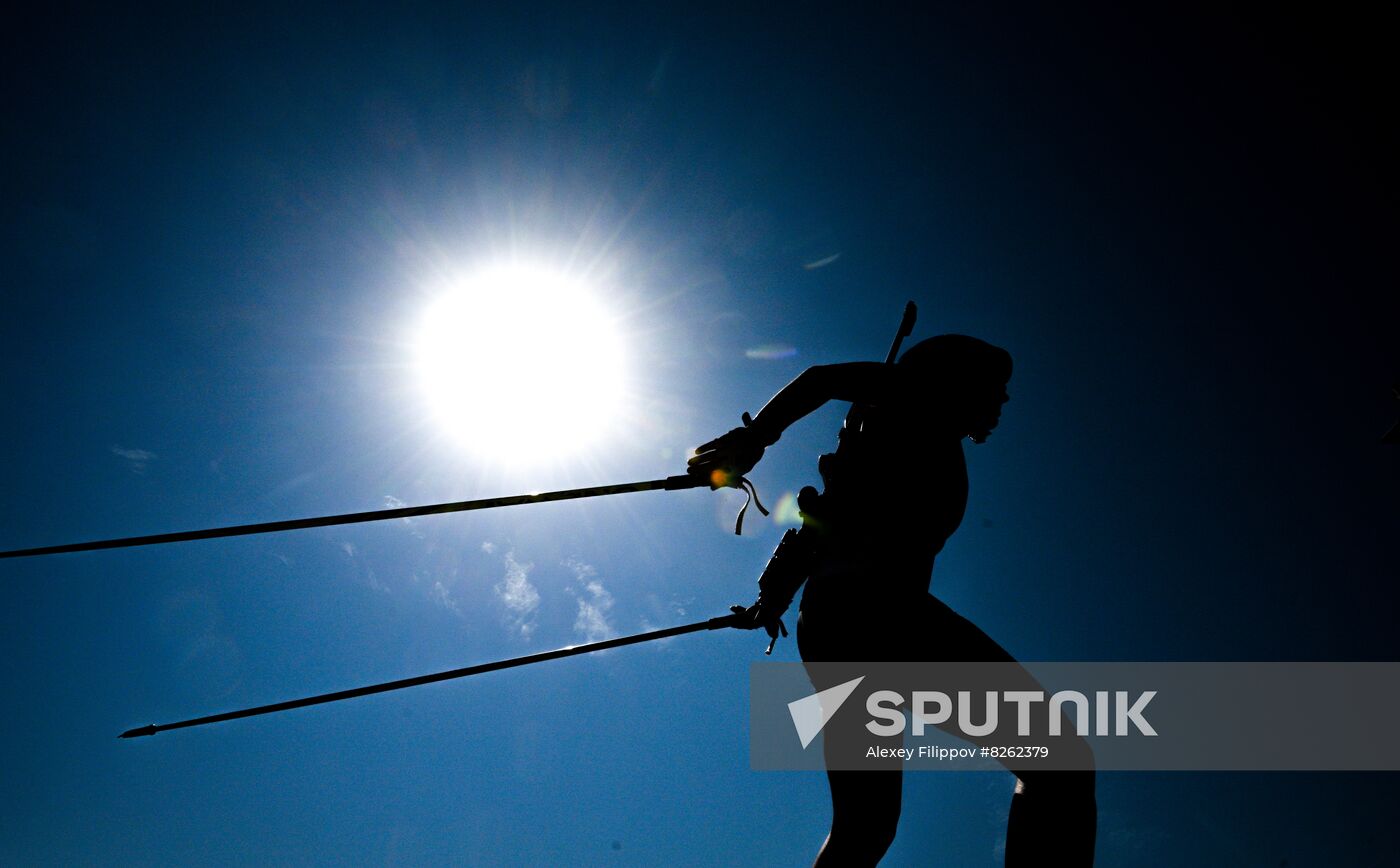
[706,611,747,630]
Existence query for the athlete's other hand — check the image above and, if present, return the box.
[729,603,789,652]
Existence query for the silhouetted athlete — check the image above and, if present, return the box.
[689,335,1096,866]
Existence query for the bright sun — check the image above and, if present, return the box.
[414,265,626,465]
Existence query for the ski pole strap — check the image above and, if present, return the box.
[731,476,769,535]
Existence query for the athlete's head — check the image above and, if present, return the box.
[898,334,1012,443]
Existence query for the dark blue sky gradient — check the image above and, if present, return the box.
[3,5,1396,865]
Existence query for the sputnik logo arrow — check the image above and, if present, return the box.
[787,676,866,749]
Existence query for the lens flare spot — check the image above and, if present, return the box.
[772,491,804,527]
[709,468,735,489]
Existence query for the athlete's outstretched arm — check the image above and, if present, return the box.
[687,362,896,486]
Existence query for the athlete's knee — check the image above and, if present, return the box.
[1008,769,1096,867]
[1016,767,1095,806]
[1012,728,1095,793]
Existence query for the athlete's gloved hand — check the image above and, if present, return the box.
[688,412,771,489]
[729,602,789,654]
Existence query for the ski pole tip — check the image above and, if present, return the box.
[119,724,158,739]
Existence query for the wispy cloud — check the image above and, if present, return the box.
[495,551,540,639]
[671,596,693,619]
[111,445,156,473]
[574,582,615,642]
[382,495,423,538]
[640,596,695,649]
[366,567,389,594]
[566,559,615,642]
[430,580,459,614]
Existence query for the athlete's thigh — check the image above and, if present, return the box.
[911,596,1095,777]
[906,593,1018,664]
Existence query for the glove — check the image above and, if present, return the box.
[688,412,771,490]
[729,603,789,654]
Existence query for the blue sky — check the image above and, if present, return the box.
[2,4,1397,866]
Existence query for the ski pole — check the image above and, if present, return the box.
[119,610,744,738]
[2,474,708,560]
